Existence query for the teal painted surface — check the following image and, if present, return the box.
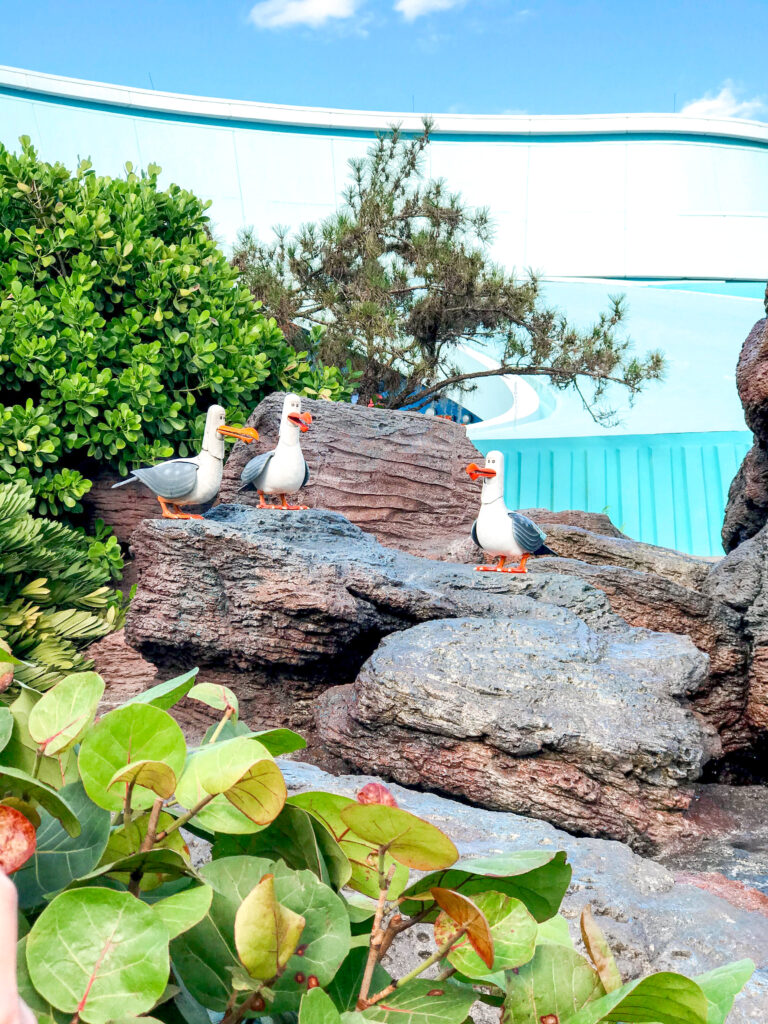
[472,431,752,556]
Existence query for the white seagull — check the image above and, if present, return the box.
[239,393,312,510]
[465,451,555,573]
[112,404,258,519]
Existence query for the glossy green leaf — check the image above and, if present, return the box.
[235,873,305,980]
[504,944,604,1024]
[224,758,286,825]
[566,971,710,1024]
[340,804,458,871]
[537,914,574,948]
[436,890,537,978]
[13,781,110,909]
[28,672,104,756]
[26,888,170,1023]
[78,704,186,811]
[289,791,408,898]
[15,937,69,1024]
[300,987,343,1023]
[0,765,79,836]
[97,811,190,891]
[108,759,177,800]
[171,855,351,1014]
[694,960,755,1024]
[80,847,193,890]
[400,850,571,923]
[179,735,272,797]
[0,707,13,752]
[358,979,477,1022]
[253,727,307,756]
[0,646,27,666]
[187,682,239,716]
[0,705,77,790]
[126,669,199,710]
[327,947,392,1013]
[201,717,252,744]
[431,888,494,969]
[152,884,213,939]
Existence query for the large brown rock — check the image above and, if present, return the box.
[219,394,482,558]
[737,318,768,441]
[83,469,165,545]
[722,441,768,553]
[126,505,721,848]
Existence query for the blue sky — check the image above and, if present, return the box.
[1,0,766,119]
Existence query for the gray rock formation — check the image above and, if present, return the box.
[314,613,712,851]
[280,761,768,1024]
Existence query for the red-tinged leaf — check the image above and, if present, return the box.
[356,783,398,807]
[0,804,37,873]
[431,887,494,969]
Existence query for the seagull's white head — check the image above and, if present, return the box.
[279,393,312,445]
[466,450,505,504]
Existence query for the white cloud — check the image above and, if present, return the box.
[249,0,358,29]
[679,80,766,120]
[394,0,464,21]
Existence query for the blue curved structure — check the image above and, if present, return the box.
[1,66,766,553]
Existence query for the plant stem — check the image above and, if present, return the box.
[31,748,43,780]
[207,706,234,744]
[139,797,165,852]
[363,926,468,1009]
[123,781,134,828]
[357,850,395,1008]
[155,794,215,842]
[219,987,265,1024]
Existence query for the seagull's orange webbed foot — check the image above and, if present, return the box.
[170,503,203,520]
[158,497,183,519]
[476,556,507,572]
[257,491,279,510]
[501,554,529,574]
[276,495,308,510]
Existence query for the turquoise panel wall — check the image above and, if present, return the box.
[472,431,752,556]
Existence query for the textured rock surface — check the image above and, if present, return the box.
[82,469,168,544]
[723,318,768,551]
[314,614,712,851]
[87,629,158,708]
[281,761,768,1024]
[219,393,482,558]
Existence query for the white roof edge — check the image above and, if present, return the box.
[2,65,768,143]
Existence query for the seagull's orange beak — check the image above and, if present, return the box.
[288,411,313,432]
[466,463,496,481]
[218,425,260,443]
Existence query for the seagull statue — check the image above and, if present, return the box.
[112,404,259,519]
[466,451,555,573]
[239,393,312,510]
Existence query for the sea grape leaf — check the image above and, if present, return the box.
[0,707,13,752]
[0,766,79,836]
[252,727,307,756]
[78,848,194,890]
[224,758,287,825]
[326,947,392,1013]
[171,855,351,1014]
[0,803,36,872]
[537,914,574,948]
[212,803,352,889]
[400,850,571,923]
[13,781,110,909]
[694,960,755,1024]
[108,759,177,800]
[97,811,190,891]
[187,682,239,716]
[126,669,199,710]
[580,906,622,993]
[340,804,458,871]
[435,890,537,978]
[27,672,104,757]
[357,979,477,1022]
[201,718,252,743]
[152,884,213,939]
[300,987,343,1023]
[0,718,77,790]
[431,887,494,969]
[504,943,604,1024]
[289,791,408,899]
[78,704,186,812]
[15,937,69,1024]
[26,887,170,1024]
[565,971,710,1024]
[234,873,306,980]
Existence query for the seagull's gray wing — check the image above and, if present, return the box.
[470,519,480,547]
[130,460,199,499]
[302,460,310,488]
[240,450,275,490]
[509,512,547,553]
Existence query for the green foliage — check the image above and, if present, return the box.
[0,136,355,519]
[233,121,664,420]
[3,668,755,1024]
[0,480,126,693]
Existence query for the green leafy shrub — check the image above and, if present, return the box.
[1,670,754,1024]
[0,136,354,518]
[0,480,125,693]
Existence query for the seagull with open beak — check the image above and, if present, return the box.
[239,393,313,510]
[112,404,258,519]
[466,451,555,573]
